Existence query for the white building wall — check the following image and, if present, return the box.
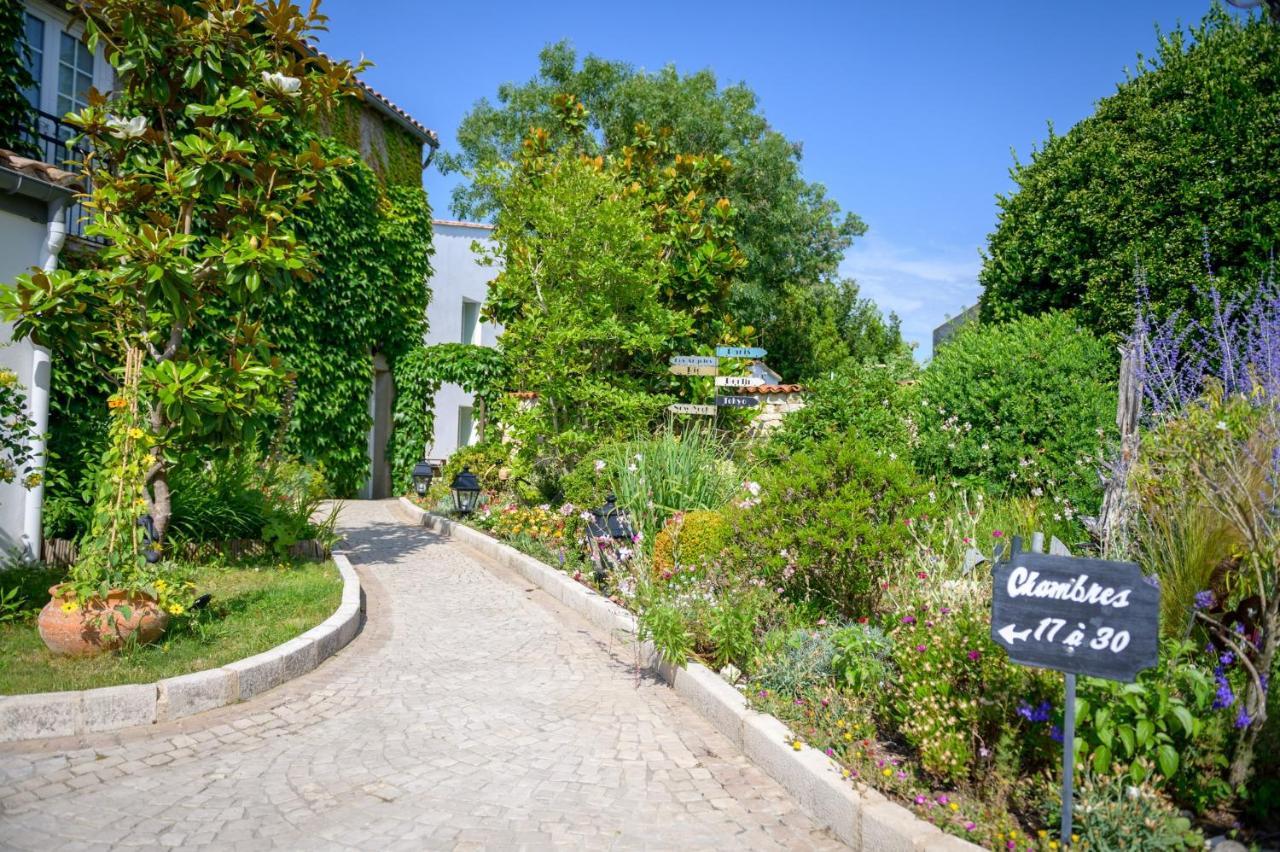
[0,203,49,554]
[423,220,500,460]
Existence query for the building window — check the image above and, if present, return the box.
[57,31,93,117]
[21,13,43,109]
[461,299,481,345]
[457,406,474,448]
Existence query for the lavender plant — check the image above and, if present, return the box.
[1133,265,1279,788]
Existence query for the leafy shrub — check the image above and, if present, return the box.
[829,623,892,697]
[727,434,924,616]
[915,312,1117,512]
[433,441,513,504]
[1074,769,1204,851]
[890,599,1055,784]
[652,510,728,577]
[1075,641,1232,813]
[767,352,919,458]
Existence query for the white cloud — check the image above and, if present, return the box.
[840,233,983,360]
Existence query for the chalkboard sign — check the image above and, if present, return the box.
[990,543,1159,682]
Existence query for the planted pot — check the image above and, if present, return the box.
[38,585,169,657]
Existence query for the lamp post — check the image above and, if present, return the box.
[449,466,482,515]
[411,459,436,497]
[586,494,636,584]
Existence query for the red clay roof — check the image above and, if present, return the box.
[737,384,804,394]
[0,148,84,190]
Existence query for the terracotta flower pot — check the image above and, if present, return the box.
[38,585,170,657]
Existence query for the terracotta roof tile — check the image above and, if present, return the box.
[0,148,84,190]
[737,384,804,394]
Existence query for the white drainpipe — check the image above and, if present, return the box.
[21,197,66,559]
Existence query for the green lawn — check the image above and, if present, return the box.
[0,561,343,695]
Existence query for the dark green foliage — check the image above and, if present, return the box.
[727,434,924,616]
[0,1,36,157]
[768,352,919,458]
[915,312,1117,512]
[269,143,433,495]
[441,41,898,381]
[980,9,1280,337]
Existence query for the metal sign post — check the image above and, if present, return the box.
[990,535,1159,846]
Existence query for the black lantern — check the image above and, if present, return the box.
[411,459,435,497]
[586,494,636,583]
[450,465,482,515]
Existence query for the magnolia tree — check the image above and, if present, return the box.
[1,0,358,569]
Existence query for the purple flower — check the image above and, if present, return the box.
[964,821,976,832]
[914,795,927,806]
[1236,707,1252,729]
[1221,652,1235,666]
[1194,590,1216,610]
[940,607,951,615]
[936,794,949,805]
[1050,724,1064,743]
[967,650,981,661]
[1017,700,1052,723]
[916,644,928,653]
[1213,677,1235,710]
[901,615,916,625]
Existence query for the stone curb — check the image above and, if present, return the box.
[0,554,363,744]
[401,497,981,852]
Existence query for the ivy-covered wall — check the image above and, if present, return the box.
[0,0,37,156]
[314,98,425,188]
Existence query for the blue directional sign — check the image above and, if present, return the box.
[715,346,767,359]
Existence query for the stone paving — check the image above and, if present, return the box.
[0,500,841,850]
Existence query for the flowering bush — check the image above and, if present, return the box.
[651,509,728,578]
[727,433,924,616]
[915,312,1117,513]
[890,598,1056,784]
[1074,767,1204,851]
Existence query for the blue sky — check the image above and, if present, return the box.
[316,0,1245,360]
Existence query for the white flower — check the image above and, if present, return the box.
[261,70,302,97]
[1216,421,1228,431]
[618,547,634,561]
[627,463,637,473]
[888,452,898,461]
[634,453,643,462]
[745,481,761,497]
[594,459,606,473]
[105,115,147,140]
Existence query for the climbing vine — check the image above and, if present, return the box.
[389,343,508,493]
[0,0,37,156]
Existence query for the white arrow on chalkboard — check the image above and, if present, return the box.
[714,376,765,388]
[998,623,1032,644]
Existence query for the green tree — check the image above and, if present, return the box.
[479,142,691,478]
[440,42,899,380]
[980,7,1280,337]
[1,0,357,548]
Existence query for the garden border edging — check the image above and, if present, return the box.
[0,554,363,744]
[399,498,978,852]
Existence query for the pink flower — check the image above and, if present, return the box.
[936,794,949,805]
[964,821,976,831]
[914,795,927,806]
[916,571,928,579]
[992,530,1005,538]
[968,650,981,661]
[902,615,916,624]
[915,644,927,652]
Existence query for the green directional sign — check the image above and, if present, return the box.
[715,346,766,359]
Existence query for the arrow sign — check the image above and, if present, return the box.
[714,375,766,388]
[997,623,1032,644]
[715,346,766,359]
[670,355,719,367]
[990,543,1159,682]
[668,403,716,416]
[715,395,760,408]
[669,364,719,377]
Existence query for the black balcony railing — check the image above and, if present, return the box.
[15,109,104,245]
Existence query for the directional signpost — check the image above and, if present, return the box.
[715,345,767,359]
[668,403,716,416]
[715,395,759,408]
[991,537,1160,846]
[670,355,719,366]
[714,375,766,388]
[669,363,719,376]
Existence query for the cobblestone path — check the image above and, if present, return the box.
[0,500,840,850]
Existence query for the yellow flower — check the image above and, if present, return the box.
[1039,831,1048,838]
[154,579,167,590]
[1050,842,1059,850]
[1071,835,1079,844]
[60,601,79,613]
[167,604,184,615]
[791,740,802,751]
[948,802,958,811]
[842,732,852,742]
[128,427,145,439]
[840,768,850,778]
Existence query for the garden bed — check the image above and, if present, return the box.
[0,559,343,695]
